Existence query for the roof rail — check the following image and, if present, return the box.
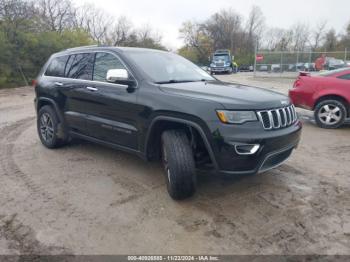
[64,44,110,51]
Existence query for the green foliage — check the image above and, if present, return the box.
[234,53,255,66]
[178,46,210,65]
[0,31,12,87]
[0,0,165,88]
[0,18,93,88]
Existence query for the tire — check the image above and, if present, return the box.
[37,105,68,148]
[161,130,196,200]
[314,99,347,129]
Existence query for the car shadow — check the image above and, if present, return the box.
[61,138,292,203]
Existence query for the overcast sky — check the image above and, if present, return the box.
[74,0,350,50]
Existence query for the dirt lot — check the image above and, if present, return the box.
[0,73,349,255]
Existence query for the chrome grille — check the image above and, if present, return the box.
[215,62,225,67]
[257,105,297,130]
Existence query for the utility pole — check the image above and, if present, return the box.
[296,51,299,72]
[254,38,258,77]
[345,48,348,61]
[280,52,283,76]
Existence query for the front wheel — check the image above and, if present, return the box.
[314,100,347,129]
[161,130,196,200]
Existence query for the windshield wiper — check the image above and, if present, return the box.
[155,80,197,84]
[155,79,208,84]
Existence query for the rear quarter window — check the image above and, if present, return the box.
[45,56,69,77]
[338,74,350,80]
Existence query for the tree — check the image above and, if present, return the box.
[179,21,213,64]
[245,5,265,51]
[262,27,293,51]
[291,23,310,51]
[74,4,113,44]
[35,0,76,32]
[0,0,166,87]
[202,9,242,53]
[311,20,327,50]
[108,16,133,46]
[324,29,338,51]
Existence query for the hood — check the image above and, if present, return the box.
[158,80,290,110]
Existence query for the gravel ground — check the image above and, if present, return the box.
[0,74,349,256]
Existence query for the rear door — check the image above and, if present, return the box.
[59,53,95,135]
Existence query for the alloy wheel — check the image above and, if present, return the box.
[318,104,342,125]
[40,113,54,143]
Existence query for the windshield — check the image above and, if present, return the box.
[213,55,229,62]
[125,50,214,83]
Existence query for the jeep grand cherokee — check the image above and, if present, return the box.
[34,46,302,200]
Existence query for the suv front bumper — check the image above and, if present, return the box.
[207,120,302,175]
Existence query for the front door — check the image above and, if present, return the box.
[83,52,140,150]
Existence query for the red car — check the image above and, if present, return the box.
[289,68,350,128]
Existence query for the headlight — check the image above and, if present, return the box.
[216,110,257,124]
[210,63,216,67]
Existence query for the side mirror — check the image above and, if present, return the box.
[106,69,136,87]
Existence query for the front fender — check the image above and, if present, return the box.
[144,115,219,170]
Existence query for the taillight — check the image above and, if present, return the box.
[31,79,38,87]
[293,79,301,88]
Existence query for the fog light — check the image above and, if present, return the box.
[234,144,260,155]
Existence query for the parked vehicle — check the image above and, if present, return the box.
[315,56,347,71]
[34,46,302,199]
[210,49,233,74]
[238,64,253,72]
[271,64,281,72]
[259,65,269,72]
[289,68,350,128]
[288,63,307,72]
[324,58,347,71]
[303,63,316,72]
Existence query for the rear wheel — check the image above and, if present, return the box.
[37,105,68,148]
[161,130,196,200]
[314,99,347,129]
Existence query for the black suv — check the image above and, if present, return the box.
[34,46,302,199]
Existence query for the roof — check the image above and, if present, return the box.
[58,45,167,55]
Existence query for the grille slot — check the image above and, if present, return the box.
[257,105,297,130]
[215,62,225,67]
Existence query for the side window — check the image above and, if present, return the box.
[65,53,94,80]
[45,56,69,77]
[338,74,350,80]
[93,52,126,82]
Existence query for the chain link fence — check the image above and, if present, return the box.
[253,49,349,78]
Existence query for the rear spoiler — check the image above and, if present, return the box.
[299,71,310,77]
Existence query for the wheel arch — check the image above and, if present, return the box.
[313,94,350,117]
[37,97,64,123]
[144,116,218,170]
[37,97,68,140]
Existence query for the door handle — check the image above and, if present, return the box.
[54,82,63,86]
[86,86,98,91]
